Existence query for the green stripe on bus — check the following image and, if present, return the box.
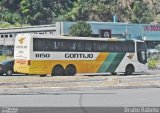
[97,53,117,72]
[106,52,126,72]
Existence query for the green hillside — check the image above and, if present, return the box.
[0,0,160,27]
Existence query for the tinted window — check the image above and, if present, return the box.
[108,42,115,51]
[137,42,146,51]
[77,41,84,51]
[33,38,135,52]
[85,41,93,51]
[93,42,101,51]
[128,42,135,52]
[62,40,76,51]
[114,42,122,52]
[100,42,108,51]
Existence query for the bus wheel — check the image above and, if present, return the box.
[51,65,64,76]
[111,72,117,75]
[40,75,47,77]
[6,69,13,76]
[65,65,76,76]
[125,64,134,75]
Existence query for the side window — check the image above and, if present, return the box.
[5,35,8,38]
[33,39,37,51]
[93,41,101,51]
[128,42,135,52]
[33,38,42,51]
[69,41,76,51]
[137,42,146,50]
[61,40,69,50]
[42,39,51,51]
[115,42,122,52]
[77,41,84,51]
[60,40,76,51]
[121,42,128,52]
[100,42,108,51]
[67,40,76,51]
[85,41,93,51]
[108,42,115,51]
[10,34,12,38]
[1,35,4,38]
[51,41,56,50]
[33,38,52,51]
[54,40,62,50]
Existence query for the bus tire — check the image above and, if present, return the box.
[125,64,134,75]
[111,72,117,75]
[51,65,64,76]
[6,69,13,76]
[65,65,76,76]
[40,75,47,77]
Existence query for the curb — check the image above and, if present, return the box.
[0,84,160,95]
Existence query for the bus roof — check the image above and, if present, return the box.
[17,33,144,42]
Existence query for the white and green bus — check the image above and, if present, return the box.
[14,33,148,76]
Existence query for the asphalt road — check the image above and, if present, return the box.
[0,88,159,107]
[0,71,160,113]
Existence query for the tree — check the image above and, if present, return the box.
[20,0,54,25]
[0,0,159,25]
[69,21,92,37]
[0,0,21,25]
[64,0,114,21]
[51,0,75,19]
[19,0,75,25]
[129,0,153,23]
[0,0,20,11]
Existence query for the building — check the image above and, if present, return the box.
[57,22,160,49]
[0,24,56,56]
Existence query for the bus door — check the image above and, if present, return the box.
[136,42,147,71]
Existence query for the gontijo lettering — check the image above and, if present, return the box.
[65,53,93,58]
